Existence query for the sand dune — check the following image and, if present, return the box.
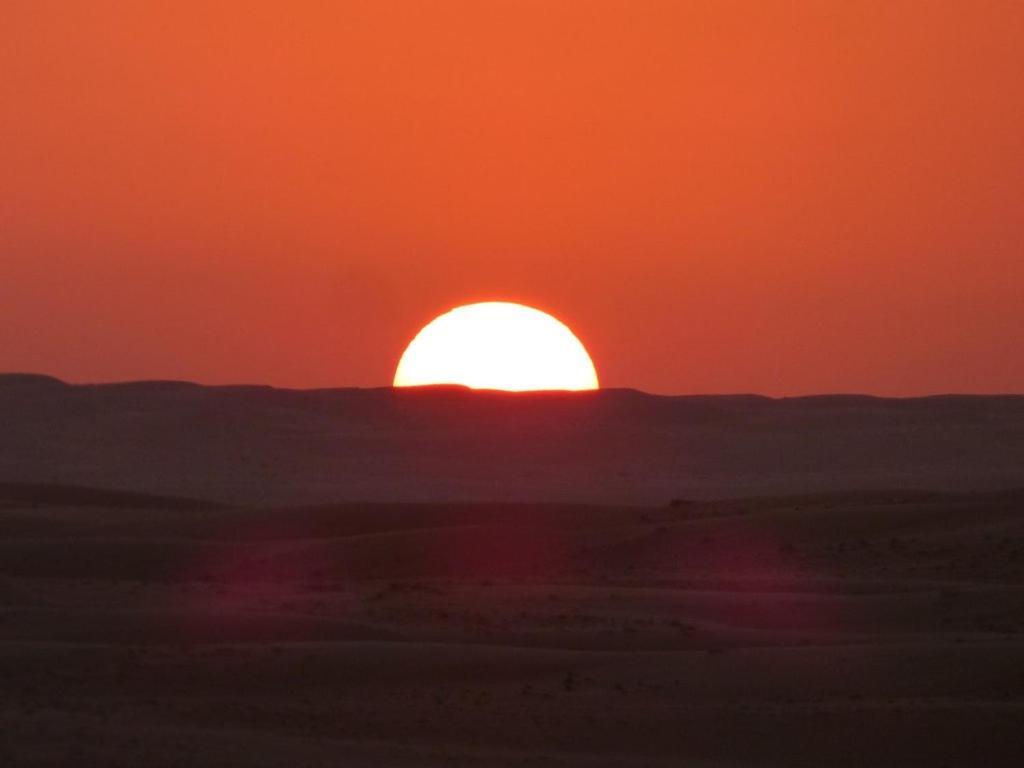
[3,377,1023,765]
[0,484,1022,765]
[2,374,1024,504]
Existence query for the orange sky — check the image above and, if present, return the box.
[2,1,1022,395]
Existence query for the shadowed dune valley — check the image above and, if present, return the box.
[2,376,1024,766]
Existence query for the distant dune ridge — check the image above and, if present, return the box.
[2,373,1024,506]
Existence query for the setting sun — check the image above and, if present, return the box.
[394,302,599,391]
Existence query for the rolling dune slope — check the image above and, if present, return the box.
[0,486,1022,766]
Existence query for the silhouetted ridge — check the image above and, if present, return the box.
[0,373,68,389]
[2,374,1023,505]
[0,482,226,509]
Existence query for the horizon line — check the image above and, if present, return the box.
[2,371,1023,401]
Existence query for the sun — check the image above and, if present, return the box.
[394,302,599,392]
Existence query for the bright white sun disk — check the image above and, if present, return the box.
[393,302,599,391]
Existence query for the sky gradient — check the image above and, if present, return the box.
[2,1,1022,395]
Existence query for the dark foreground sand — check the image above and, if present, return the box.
[0,484,1022,766]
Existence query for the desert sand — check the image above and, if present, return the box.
[1,481,1022,766]
[2,374,1024,505]
[2,374,1023,765]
